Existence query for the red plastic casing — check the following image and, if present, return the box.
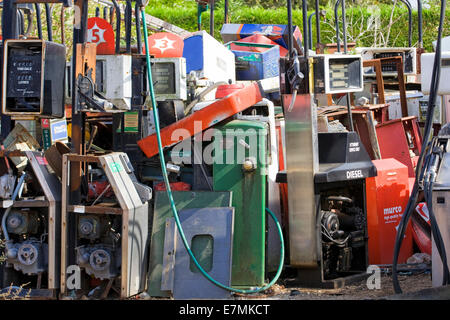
[366,158,413,265]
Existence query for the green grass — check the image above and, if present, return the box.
[146,4,450,52]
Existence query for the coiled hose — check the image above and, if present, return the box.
[140,6,284,294]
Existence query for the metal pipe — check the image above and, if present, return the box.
[95,7,100,17]
[103,6,108,20]
[399,0,412,47]
[35,4,42,39]
[308,12,316,51]
[126,0,132,53]
[45,3,53,41]
[315,0,321,44]
[334,0,342,53]
[135,2,142,53]
[417,0,423,48]
[209,0,215,36]
[112,0,121,54]
[287,0,293,58]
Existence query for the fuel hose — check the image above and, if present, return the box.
[140,5,285,294]
[392,0,448,293]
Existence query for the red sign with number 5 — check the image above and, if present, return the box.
[87,17,115,55]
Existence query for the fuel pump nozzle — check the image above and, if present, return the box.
[286,49,305,112]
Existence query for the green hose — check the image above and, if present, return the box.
[140,6,285,294]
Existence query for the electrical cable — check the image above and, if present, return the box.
[392,0,448,293]
[140,5,285,294]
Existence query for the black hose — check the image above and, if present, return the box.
[45,3,53,41]
[341,0,348,53]
[302,0,309,58]
[103,6,108,20]
[339,0,354,131]
[17,10,24,36]
[109,6,114,25]
[135,2,142,53]
[417,0,423,48]
[287,0,293,59]
[224,0,229,24]
[35,4,42,39]
[399,0,412,47]
[210,0,215,37]
[95,7,100,17]
[334,0,342,53]
[392,0,447,294]
[112,0,121,54]
[308,12,316,50]
[315,0,321,45]
[24,10,33,37]
[125,0,132,54]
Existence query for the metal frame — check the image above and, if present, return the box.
[60,152,148,299]
[0,150,61,298]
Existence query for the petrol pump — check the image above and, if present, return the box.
[277,0,379,288]
[0,0,70,298]
[59,0,150,299]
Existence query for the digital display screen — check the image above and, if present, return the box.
[152,62,176,95]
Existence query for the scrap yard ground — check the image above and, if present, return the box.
[254,273,433,300]
[143,273,435,300]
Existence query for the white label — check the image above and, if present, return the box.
[73,205,85,213]
[383,205,403,224]
[349,142,360,153]
[346,170,363,179]
[2,200,13,208]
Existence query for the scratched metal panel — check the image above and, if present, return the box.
[26,151,61,289]
[148,191,232,297]
[161,218,176,291]
[98,152,149,298]
[172,207,234,300]
[282,94,320,267]
[125,203,149,297]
